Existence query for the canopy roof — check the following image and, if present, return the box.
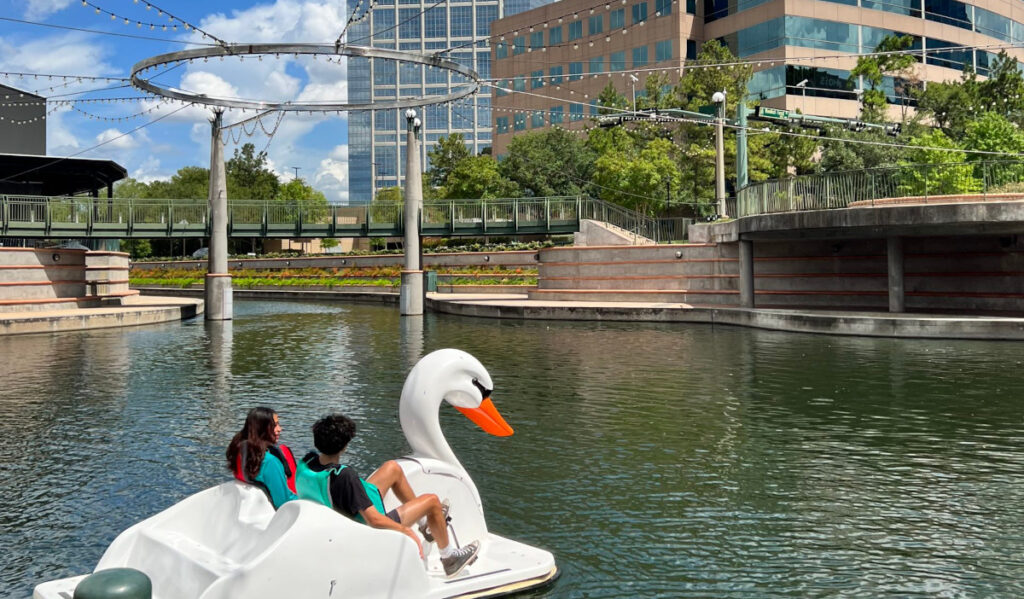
[0,153,127,196]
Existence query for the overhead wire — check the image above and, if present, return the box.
[0,16,218,46]
[81,0,228,46]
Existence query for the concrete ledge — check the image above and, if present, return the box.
[136,287,399,304]
[426,293,1024,340]
[0,296,203,336]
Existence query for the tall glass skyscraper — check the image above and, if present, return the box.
[346,0,548,204]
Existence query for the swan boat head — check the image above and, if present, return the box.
[399,349,513,471]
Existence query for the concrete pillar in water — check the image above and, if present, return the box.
[887,236,905,313]
[739,239,755,308]
[400,109,424,316]
[206,110,232,320]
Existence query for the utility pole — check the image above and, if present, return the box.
[712,90,727,218]
[291,166,301,180]
[400,109,424,316]
[206,109,232,320]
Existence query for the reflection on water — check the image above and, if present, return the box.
[1,302,1022,598]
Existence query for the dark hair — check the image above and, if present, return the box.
[226,407,278,480]
[311,414,357,455]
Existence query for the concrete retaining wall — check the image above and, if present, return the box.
[0,248,137,312]
[133,250,541,271]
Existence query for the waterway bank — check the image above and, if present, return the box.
[0,295,202,336]
[136,287,1024,339]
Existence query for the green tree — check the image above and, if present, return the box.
[276,178,329,223]
[226,143,279,200]
[850,34,916,122]
[500,128,596,197]
[444,156,519,199]
[914,73,979,138]
[427,134,471,188]
[113,178,151,199]
[597,82,627,115]
[592,136,682,215]
[898,129,978,195]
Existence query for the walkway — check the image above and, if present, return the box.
[426,293,1024,340]
[0,295,202,336]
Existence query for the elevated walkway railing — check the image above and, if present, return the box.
[736,160,1024,217]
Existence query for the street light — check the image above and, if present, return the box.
[629,73,639,109]
[711,90,727,218]
[795,78,808,101]
[400,109,424,316]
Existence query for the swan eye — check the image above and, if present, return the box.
[471,378,492,398]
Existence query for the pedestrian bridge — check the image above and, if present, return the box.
[0,195,657,239]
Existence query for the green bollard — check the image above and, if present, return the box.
[74,568,152,599]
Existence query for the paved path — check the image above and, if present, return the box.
[427,293,1024,340]
[0,295,203,336]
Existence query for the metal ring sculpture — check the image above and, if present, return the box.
[130,43,480,111]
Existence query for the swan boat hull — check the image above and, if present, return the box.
[34,478,556,599]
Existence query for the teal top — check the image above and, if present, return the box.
[256,451,298,509]
[295,458,386,523]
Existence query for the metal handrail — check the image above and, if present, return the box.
[737,160,1024,217]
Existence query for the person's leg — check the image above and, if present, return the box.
[366,460,417,504]
[394,493,450,549]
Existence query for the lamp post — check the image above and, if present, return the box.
[205,109,232,320]
[400,108,424,316]
[795,78,808,109]
[712,90,727,218]
[629,74,639,109]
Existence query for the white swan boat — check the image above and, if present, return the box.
[34,349,558,599]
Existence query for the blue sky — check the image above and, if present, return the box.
[1,0,352,202]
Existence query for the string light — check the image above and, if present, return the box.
[81,1,223,45]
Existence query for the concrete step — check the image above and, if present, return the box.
[538,274,738,291]
[0,265,90,283]
[0,281,87,300]
[0,296,105,313]
[528,288,740,304]
[0,248,86,267]
[540,259,738,278]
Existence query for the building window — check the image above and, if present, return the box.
[495,80,509,96]
[589,100,599,115]
[589,55,604,75]
[476,5,497,37]
[569,21,583,41]
[569,61,584,80]
[450,6,472,37]
[496,41,508,59]
[550,65,564,84]
[497,116,510,134]
[531,111,545,128]
[514,113,526,131]
[513,76,525,91]
[425,6,446,38]
[632,2,648,24]
[589,14,604,35]
[373,9,396,40]
[686,39,697,60]
[550,105,564,124]
[570,103,584,121]
[632,46,648,67]
[549,25,563,45]
[399,8,421,38]
[610,8,625,29]
[530,30,544,49]
[513,35,526,55]
[656,0,672,16]
[656,39,672,61]
[610,51,626,71]
[531,69,545,88]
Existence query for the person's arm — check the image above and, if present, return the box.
[359,506,423,557]
[258,453,298,509]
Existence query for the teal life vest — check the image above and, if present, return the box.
[295,456,386,524]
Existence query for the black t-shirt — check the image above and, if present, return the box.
[302,452,373,519]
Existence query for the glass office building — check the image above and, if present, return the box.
[346,0,549,204]
[490,0,1024,154]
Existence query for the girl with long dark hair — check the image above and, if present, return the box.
[225,407,298,508]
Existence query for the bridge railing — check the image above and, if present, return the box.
[736,160,1024,217]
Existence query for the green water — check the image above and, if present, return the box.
[1,300,1022,597]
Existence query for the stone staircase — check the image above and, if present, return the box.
[528,243,739,305]
[0,248,137,312]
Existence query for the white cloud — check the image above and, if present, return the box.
[95,128,139,151]
[24,0,74,20]
[316,144,348,204]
